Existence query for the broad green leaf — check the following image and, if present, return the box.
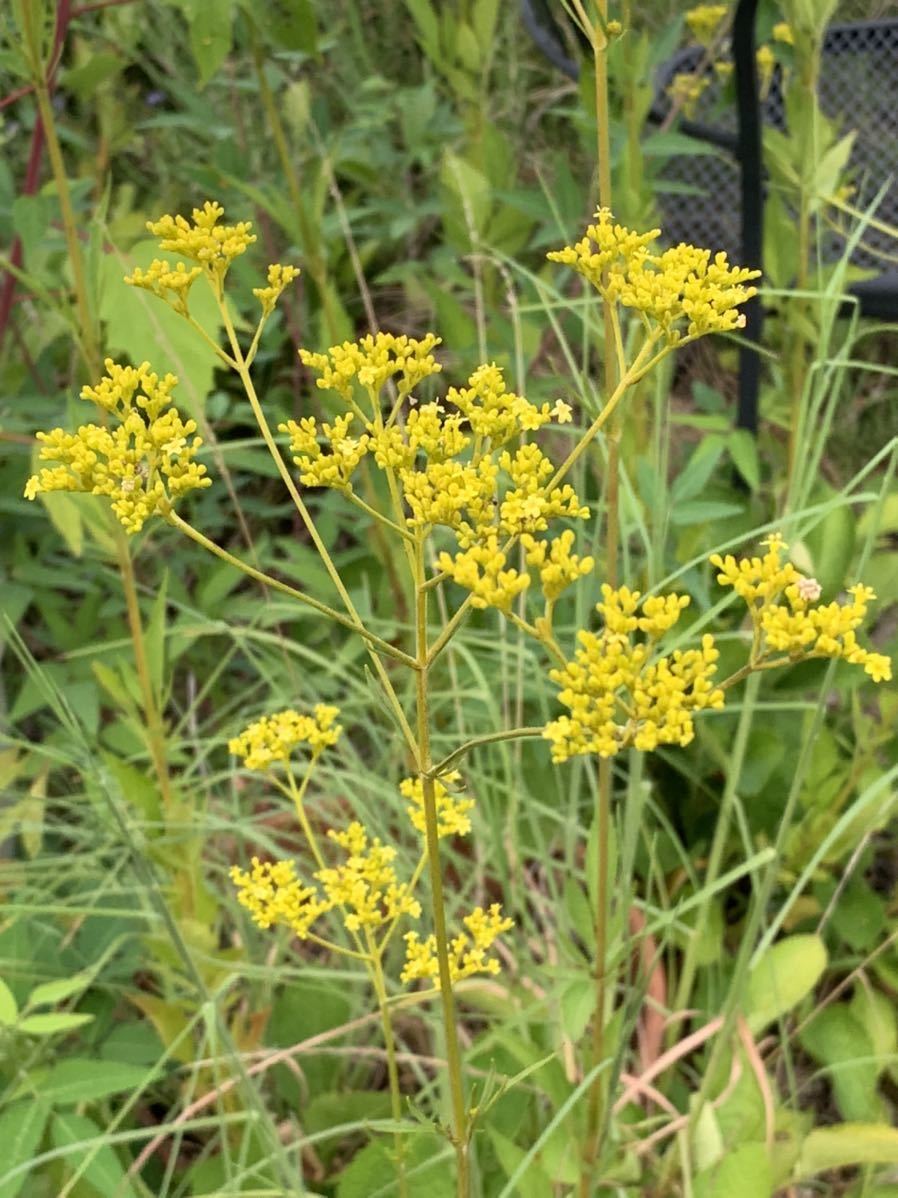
[693,1142,772,1198]
[0,1099,50,1198]
[39,490,84,558]
[336,1133,454,1198]
[488,1128,553,1198]
[0,978,18,1026]
[671,437,725,503]
[797,1124,898,1177]
[728,429,760,491]
[18,1012,94,1036]
[99,240,223,420]
[403,0,441,61]
[23,1058,149,1106]
[692,1101,724,1172]
[850,985,897,1063]
[51,1110,137,1197]
[746,934,827,1034]
[799,1004,882,1122]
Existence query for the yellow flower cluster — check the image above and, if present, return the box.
[711,536,892,682]
[231,821,420,940]
[230,857,333,937]
[24,359,209,534]
[685,4,728,45]
[548,209,759,344]
[229,705,342,771]
[279,414,370,491]
[522,531,595,602]
[317,822,421,932]
[288,334,590,613]
[253,264,301,316]
[145,200,256,286]
[300,332,442,400]
[437,534,530,612]
[400,772,475,839]
[125,259,202,315]
[545,585,725,761]
[402,905,514,987]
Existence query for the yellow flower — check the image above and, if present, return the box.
[230,857,333,937]
[401,904,513,986]
[280,413,370,490]
[446,363,556,447]
[402,457,498,543]
[548,209,759,344]
[400,771,474,838]
[773,21,794,45]
[756,44,775,94]
[712,537,892,682]
[124,259,202,315]
[24,359,210,534]
[317,822,421,933]
[437,535,530,612]
[229,705,342,771]
[145,200,256,289]
[300,332,442,401]
[545,585,724,761]
[522,531,594,602]
[498,444,589,536]
[685,4,728,46]
[253,263,301,316]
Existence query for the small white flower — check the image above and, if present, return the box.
[796,576,822,602]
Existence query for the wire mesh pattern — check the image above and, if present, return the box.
[652,20,898,270]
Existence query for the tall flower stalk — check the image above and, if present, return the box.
[24,200,890,1198]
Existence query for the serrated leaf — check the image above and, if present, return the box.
[746,934,827,1034]
[18,1012,94,1036]
[0,1099,50,1198]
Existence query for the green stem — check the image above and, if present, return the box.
[170,511,417,669]
[413,534,469,1196]
[369,946,409,1198]
[214,298,419,756]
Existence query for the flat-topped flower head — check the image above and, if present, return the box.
[522,532,595,602]
[229,705,342,771]
[712,536,892,682]
[144,201,256,288]
[545,586,724,762]
[230,857,333,938]
[549,209,759,345]
[445,363,559,447]
[317,822,421,933]
[300,332,442,402]
[400,771,475,839]
[24,359,209,534]
[402,904,514,987]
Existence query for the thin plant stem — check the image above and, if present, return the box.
[369,945,409,1198]
[169,511,418,671]
[581,6,619,1192]
[413,533,469,1196]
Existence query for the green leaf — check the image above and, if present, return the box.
[488,1127,554,1198]
[746,934,827,1034]
[51,1110,137,1197]
[0,978,18,1026]
[39,490,84,558]
[670,437,726,502]
[728,429,760,491]
[669,500,744,526]
[403,0,441,61]
[337,1133,454,1198]
[18,1012,94,1036]
[797,1124,898,1178]
[0,1099,50,1198]
[693,1142,772,1198]
[28,971,93,1009]
[799,1004,881,1122]
[23,1058,150,1106]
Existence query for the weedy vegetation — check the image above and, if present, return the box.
[1,2,897,1197]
